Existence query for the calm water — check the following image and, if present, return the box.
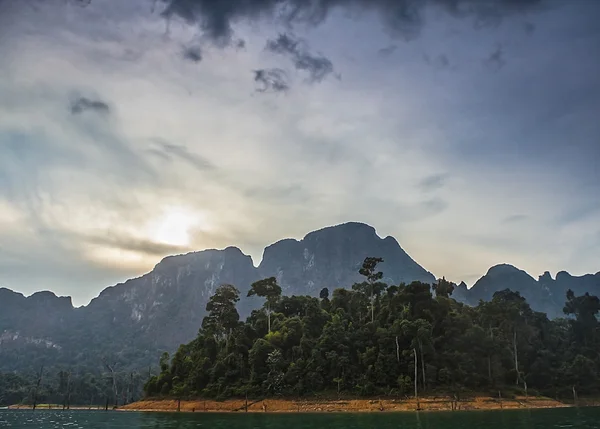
[1,408,599,429]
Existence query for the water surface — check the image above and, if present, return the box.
[1,407,599,429]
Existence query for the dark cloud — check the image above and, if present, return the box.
[157,0,546,44]
[423,53,450,70]
[70,97,110,115]
[182,45,202,62]
[420,197,448,215]
[483,44,506,71]
[418,174,448,192]
[253,68,289,93]
[234,38,246,50]
[523,21,535,35]
[265,32,334,83]
[85,233,190,256]
[378,45,397,57]
[502,214,529,224]
[149,139,215,171]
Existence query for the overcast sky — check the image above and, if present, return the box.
[0,0,598,306]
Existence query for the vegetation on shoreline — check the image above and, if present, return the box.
[0,369,145,408]
[145,258,600,402]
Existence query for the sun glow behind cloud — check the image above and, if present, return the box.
[148,207,201,247]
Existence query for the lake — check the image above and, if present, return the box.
[1,408,599,429]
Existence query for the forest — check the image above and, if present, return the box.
[145,257,600,401]
[0,366,147,408]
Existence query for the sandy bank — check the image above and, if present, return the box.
[120,396,574,413]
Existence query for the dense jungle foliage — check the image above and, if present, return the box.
[145,257,600,400]
[0,368,147,407]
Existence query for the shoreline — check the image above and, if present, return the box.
[119,396,584,413]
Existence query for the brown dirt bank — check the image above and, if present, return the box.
[120,396,580,413]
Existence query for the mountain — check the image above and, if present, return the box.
[82,246,259,352]
[258,222,435,295]
[1,222,598,374]
[465,264,560,317]
[0,222,436,373]
[466,265,600,319]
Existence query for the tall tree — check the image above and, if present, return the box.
[203,284,241,348]
[358,257,384,323]
[248,277,282,333]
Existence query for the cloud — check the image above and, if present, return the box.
[157,0,547,45]
[423,53,450,70]
[84,233,190,256]
[70,97,110,115]
[483,44,506,71]
[265,32,334,83]
[502,214,529,224]
[182,45,202,62]
[243,183,310,203]
[523,21,536,35]
[378,45,397,57]
[418,174,447,192]
[253,68,290,93]
[148,139,215,171]
[1,0,599,307]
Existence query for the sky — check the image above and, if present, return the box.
[0,0,599,306]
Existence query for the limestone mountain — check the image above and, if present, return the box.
[258,222,436,295]
[465,265,600,319]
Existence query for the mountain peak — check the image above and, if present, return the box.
[486,264,523,276]
[303,222,377,241]
[259,221,434,295]
[155,246,253,271]
[556,271,572,281]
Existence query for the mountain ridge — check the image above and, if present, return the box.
[1,222,599,374]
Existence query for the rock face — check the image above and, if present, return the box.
[1,222,598,373]
[82,246,259,351]
[0,288,73,339]
[258,222,436,296]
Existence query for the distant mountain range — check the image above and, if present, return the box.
[1,222,598,373]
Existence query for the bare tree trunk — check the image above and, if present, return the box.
[488,328,494,386]
[395,336,400,363]
[32,365,44,411]
[524,380,528,400]
[104,361,119,408]
[370,285,374,323]
[513,330,519,385]
[418,339,426,391]
[413,348,420,410]
[63,371,71,410]
[267,303,271,333]
[126,373,132,405]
